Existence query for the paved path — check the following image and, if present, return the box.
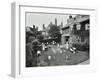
[79,60,89,65]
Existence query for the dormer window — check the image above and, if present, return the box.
[85,24,89,30]
[76,23,81,30]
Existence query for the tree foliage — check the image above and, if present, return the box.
[48,25,61,38]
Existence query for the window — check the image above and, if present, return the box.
[76,23,81,30]
[85,24,90,30]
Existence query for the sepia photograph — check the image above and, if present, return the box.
[25,12,90,67]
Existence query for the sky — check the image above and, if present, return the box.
[26,12,75,31]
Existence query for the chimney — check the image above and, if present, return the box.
[69,15,72,19]
[43,24,45,30]
[55,18,57,26]
[36,27,38,31]
[33,25,35,29]
[61,22,63,27]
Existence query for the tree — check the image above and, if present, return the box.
[48,25,61,39]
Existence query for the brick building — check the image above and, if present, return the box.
[61,15,90,48]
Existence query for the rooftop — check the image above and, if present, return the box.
[61,15,89,30]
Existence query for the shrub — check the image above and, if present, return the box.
[72,43,89,51]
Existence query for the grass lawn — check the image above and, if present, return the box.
[37,45,89,66]
[66,51,89,65]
